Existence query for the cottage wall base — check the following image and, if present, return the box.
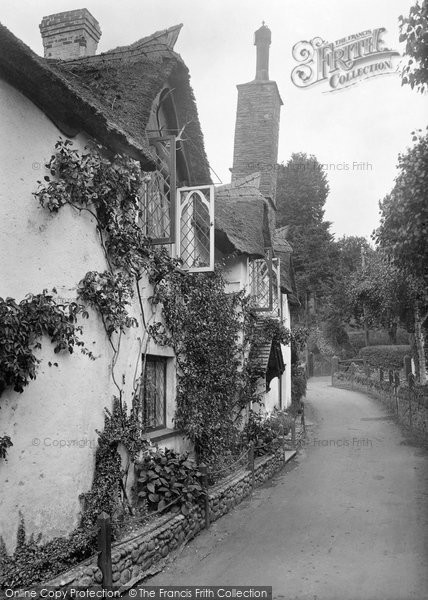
[46,449,290,588]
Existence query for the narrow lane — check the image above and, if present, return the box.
[147,377,428,600]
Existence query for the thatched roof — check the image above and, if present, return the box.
[273,226,299,304]
[0,22,211,183]
[214,175,271,258]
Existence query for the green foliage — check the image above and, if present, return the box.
[34,138,142,223]
[244,409,293,456]
[135,448,204,515]
[0,435,13,460]
[0,290,89,397]
[80,397,150,532]
[347,329,409,352]
[291,364,307,404]
[359,345,411,370]
[35,138,178,351]
[320,236,372,329]
[0,516,95,588]
[150,267,246,466]
[78,271,138,338]
[399,1,428,93]
[276,153,336,304]
[346,250,418,338]
[374,129,428,286]
[34,138,178,283]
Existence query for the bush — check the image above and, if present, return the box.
[291,364,307,403]
[0,521,96,588]
[359,345,411,369]
[135,448,204,516]
[244,409,293,457]
[348,328,409,352]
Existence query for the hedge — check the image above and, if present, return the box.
[359,345,411,369]
[348,329,409,352]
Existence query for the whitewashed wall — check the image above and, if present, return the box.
[0,79,181,552]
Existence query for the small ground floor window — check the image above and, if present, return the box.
[139,355,167,430]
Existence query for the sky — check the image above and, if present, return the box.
[1,0,426,240]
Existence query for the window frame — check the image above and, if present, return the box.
[248,247,274,312]
[139,354,168,431]
[141,135,177,245]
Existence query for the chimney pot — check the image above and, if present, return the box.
[39,8,101,60]
[254,22,271,81]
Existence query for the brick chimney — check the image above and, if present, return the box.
[40,8,101,60]
[231,23,283,207]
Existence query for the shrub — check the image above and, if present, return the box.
[135,448,204,516]
[0,521,96,588]
[244,409,293,457]
[359,345,411,369]
[348,329,409,352]
[291,364,307,403]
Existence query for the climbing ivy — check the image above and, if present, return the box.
[0,435,13,461]
[32,139,178,531]
[78,271,138,340]
[150,267,247,467]
[0,290,90,398]
[80,398,150,532]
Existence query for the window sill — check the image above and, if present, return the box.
[144,428,182,442]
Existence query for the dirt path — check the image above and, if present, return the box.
[146,377,428,600]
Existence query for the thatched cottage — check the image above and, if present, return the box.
[0,10,296,551]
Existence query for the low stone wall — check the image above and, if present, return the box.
[46,448,289,588]
[332,374,428,436]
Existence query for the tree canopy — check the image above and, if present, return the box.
[399,0,428,93]
[374,128,428,286]
[276,153,336,304]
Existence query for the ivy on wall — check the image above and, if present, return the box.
[0,137,300,587]
[0,290,90,399]
[150,267,247,467]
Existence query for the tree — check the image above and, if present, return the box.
[399,0,428,93]
[321,236,372,350]
[375,129,428,284]
[276,153,336,309]
[374,129,428,382]
[346,251,415,343]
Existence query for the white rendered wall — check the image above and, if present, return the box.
[0,79,178,551]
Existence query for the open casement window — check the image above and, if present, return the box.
[248,248,274,311]
[176,185,215,272]
[271,257,281,318]
[140,136,177,244]
[137,356,167,431]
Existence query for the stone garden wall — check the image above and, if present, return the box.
[332,373,428,436]
[46,448,290,589]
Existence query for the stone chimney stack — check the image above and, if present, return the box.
[231,23,282,207]
[254,22,271,80]
[40,8,101,60]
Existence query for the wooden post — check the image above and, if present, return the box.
[331,356,339,386]
[408,373,415,430]
[308,352,314,378]
[248,442,255,490]
[403,355,412,380]
[291,419,296,448]
[97,512,112,589]
[301,403,306,436]
[199,464,210,529]
[394,371,400,415]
